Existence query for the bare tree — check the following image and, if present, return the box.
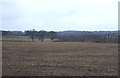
[25,29,36,42]
[38,30,46,42]
[48,31,57,41]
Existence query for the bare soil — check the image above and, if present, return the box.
[2,41,118,76]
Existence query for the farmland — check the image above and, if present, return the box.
[2,39,118,76]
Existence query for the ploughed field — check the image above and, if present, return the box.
[2,41,118,76]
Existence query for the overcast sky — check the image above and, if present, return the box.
[1,0,119,31]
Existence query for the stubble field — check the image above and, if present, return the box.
[2,40,118,76]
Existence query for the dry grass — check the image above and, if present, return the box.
[2,41,118,76]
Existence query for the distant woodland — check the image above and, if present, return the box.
[1,30,119,43]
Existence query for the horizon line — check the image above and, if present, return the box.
[0,29,119,32]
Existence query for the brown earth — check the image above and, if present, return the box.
[2,41,118,76]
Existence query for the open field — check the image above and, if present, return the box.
[2,40,118,76]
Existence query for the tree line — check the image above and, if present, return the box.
[1,30,119,43]
[25,29,57,42]
[57,32,119,43]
